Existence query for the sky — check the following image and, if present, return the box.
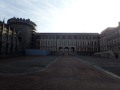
[0,0,120,33]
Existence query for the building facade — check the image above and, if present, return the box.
[1,17,120,57]
[0,20,19,55]
[7,17,36,52]
[100,22,120,58]
[0,17,36,58]
[36,33,100,55]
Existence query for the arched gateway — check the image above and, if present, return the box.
[58,47,75,55]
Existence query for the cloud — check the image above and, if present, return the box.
[0,0,56,28]
[1,0,120,33]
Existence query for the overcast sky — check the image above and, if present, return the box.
[0,0,120,33]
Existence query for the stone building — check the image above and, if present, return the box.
[36,33,100,55]
[3,17,120,57]
[0,17,36,58]
[7,17,36,52]
[99,22,120,58]
[0,20,19,56]
[31,31,37,49]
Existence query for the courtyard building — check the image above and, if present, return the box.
[0,20,19,56]
[99,22,120,58]
[36,33,100,55]
[1,17,120,58]
[0,17,36,58]
[7,17,36,52]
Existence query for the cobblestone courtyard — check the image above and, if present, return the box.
[0,56,120,90]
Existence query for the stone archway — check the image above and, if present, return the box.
[59,47,62,51]
[69,47,75,55]
[59,47,63,55]
[64,47,69,55]
[71,47,74,52]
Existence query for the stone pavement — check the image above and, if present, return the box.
[77,55,120,76]
[0,56,120,90]
[0,56,57,74]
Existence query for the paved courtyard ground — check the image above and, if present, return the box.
[77,55,120,76]
[0,56,120,90]
[0,56,57,74]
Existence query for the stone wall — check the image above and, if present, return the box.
[7,17,36,52]
[36,33,100,55]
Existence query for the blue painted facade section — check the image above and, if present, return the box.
[25,49,50,55]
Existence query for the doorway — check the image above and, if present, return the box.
[64,47,69,55]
